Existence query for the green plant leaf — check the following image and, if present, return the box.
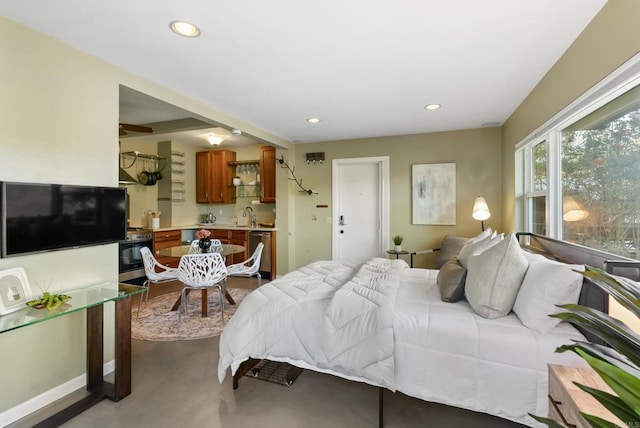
[577,382,639,424]
[580,266,640,318]
[581,412,625,428]
[577,350,640,416]
[528,414,566,427]
[557,342,640,378]
[554,305,640,367]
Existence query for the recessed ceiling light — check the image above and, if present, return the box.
[424,104,441,110]
[169,21,201,38]
[306,117,321,124]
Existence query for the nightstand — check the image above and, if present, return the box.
[386,250,409,259]
[548,364,624,428]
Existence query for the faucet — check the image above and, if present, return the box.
[243,206,257,227]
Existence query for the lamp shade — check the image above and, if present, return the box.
[563,196,589,222]
[472,196,491,221]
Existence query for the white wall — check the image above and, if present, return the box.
[0,15,119,415]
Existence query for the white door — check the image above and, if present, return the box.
[332,157,389,264]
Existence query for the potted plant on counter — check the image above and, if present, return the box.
[392,235,404,253]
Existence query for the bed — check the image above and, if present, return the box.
[218,232,624,427]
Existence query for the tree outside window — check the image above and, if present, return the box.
[561,84,640,258]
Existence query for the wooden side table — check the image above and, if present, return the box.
[386,250,409,259]
[548,364,624,428]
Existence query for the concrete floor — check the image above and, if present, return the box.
[10,278,525,428]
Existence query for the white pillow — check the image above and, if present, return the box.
[469,228,492,244]
[457,230,502,268]
[465,233,529,319]
[513,254,584,332]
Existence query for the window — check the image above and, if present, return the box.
[517,54,640,259]
[525,141,548,235]
[561,84,640,257]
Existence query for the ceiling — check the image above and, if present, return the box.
[0,0,607,144]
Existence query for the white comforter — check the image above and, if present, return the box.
[218,258,586,427]
[218,257,408,389]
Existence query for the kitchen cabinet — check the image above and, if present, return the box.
[259,145,276,203]
[153,229,182,267]
[196,150,236,204]
[228,230,249,265]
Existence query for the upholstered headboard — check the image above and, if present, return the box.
[517,232,640,345]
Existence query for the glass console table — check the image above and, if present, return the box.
[0,282,146,428]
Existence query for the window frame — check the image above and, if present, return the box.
[516,52,640,242]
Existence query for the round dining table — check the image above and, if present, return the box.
[157,243,246,258]
[158,243,246,316]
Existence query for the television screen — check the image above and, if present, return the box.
[1,182,127,257]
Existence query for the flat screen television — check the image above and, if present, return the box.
[0,182,127,257]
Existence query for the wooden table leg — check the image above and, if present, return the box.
[86,305,104,393]
[171,294,182,311]
[113,295,132,399]
[224,289,236,305]
[172,286,235,312]
[201,289,207,317]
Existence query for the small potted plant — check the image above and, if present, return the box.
[392,235,404,253]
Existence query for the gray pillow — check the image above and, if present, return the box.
[435,236,471,269]
[465,233,529,319]
[437,257,467,302]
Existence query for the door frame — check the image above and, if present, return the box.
[331,156,390,261]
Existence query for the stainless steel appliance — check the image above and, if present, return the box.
[249,231,272,279]
[119,228,153,283]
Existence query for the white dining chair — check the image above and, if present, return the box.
[176,252,228,327]
[227,242,264,287]
[188,239,223,254]
[139,247,180,319]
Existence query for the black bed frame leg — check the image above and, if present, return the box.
[379,387,384,428]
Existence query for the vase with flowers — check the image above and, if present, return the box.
[196,229,212,253]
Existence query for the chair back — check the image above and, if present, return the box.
[189,239,223,254]
[140,247,169,281]
[245,242,264,273]
[178,252,228,288]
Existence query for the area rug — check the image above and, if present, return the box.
[132,287,252,341]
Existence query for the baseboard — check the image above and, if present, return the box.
[0,360,114,427]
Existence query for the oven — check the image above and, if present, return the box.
[118,228,153,284]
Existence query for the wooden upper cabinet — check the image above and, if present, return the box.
[260,145,276,203]
[196,150,236,204]
[196,152,212,203]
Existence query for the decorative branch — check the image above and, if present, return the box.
[277,155,318,195]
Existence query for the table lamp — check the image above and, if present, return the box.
[472,196,491,231]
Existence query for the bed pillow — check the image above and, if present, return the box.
[465,233,529,319]
[437,257,467,302]
[457,230,502,268]
[435,236,470,269]
[513,254,584,332]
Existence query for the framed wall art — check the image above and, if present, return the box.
[0,267,32,315]
[412,163,456,225]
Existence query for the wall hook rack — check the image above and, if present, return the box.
[277,155,318,195]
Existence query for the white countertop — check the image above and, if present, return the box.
[152,224,277,232]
